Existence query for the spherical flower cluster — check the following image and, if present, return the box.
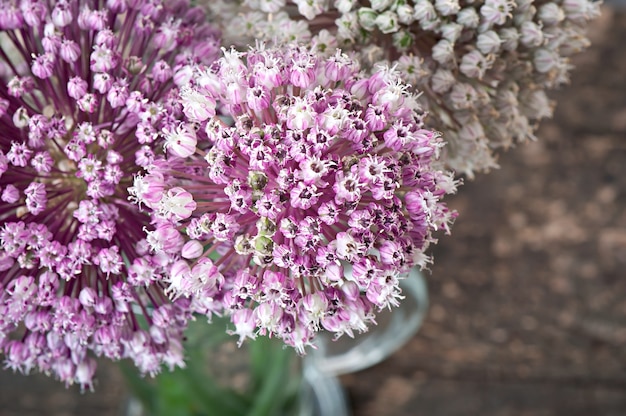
[0,0,220,389]
[130,44,457,353]
[211,0,600,177]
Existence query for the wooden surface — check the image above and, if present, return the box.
[0,7,624,416]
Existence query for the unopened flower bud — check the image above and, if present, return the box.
[78,287,97,308]
[126,55,145,75]
[392,30,413,50]
[396,4,415,24]
[13,106,29,128]
[456,7,479,28]
[181,240,203,259]
[476,30,501,55]
[371,0,393,11]
[234,235,253,255]
[375,10,399,34]
[499,27,519,51]
[538,3,565,25]
[248,171,268,191]
[440,22,463,42]
[256,217,277,237]
[254,235,274,255]
[432,39,455,64]
[357,8,377,31]
[431,68,456,93]
[336,0,356,13]
[520,21,544,48]
[435,0,461,16]
[533,48,559,73]
[341,280,360,300]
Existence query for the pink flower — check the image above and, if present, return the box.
[163,123,198,158]
[228,308,258,346]
[0,0,220,390]
[180,85,217,122]
[181,240,204,259]
[133,44,458,352]
[160,187,197,220]
[67,77,88,100]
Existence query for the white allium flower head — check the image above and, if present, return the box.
[209,0,600,177]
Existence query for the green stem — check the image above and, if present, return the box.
[248,339,298,416]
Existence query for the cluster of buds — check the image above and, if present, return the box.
[129,44,457,353]
[0,0,220,389]
[212,0,600,176]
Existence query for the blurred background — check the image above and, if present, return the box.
[1,4,624,416]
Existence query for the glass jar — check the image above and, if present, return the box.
[307,267,428,376]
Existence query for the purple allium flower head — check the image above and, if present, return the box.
[131,44,458,353]
[0,0,220,390]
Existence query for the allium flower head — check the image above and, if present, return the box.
[0,0,220,389]
[212,0,600,177]
[131,44,457,353]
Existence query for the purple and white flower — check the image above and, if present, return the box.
[0,0,220,390]
[131,44,457,353]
